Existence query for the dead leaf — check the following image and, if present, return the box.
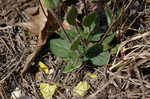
[86,72,98,79]
[24,7,39,16]
[73,81,91,97]
[40,83,57,99]
[39,61,49,74]
[16,0,59,45]
[62,20,71,30]
[16,2,47,36]
[18,0,60,75]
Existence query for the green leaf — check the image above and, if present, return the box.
[66,6,78,25]
[115,8,121,17]
[83,22,96,33]
[57,29,77,40]
[86,44,103,59]
[63,57,82,72]
[70,36,81,51]
[110,44,120,55]
[88,33,102,41]
[44,0,60,8]
[90,22,96,31]
[104,7,113,25]
[102,33,115,51]
[83,22,96,39]
[91,51,110,66]
[83,12,97,27]
[64,50,82,72]
[49,39,71,57]
[81,27,89,39]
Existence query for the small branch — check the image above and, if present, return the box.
[75,24,87,47]
[39,0,48,18]
[0,37,14,56]
[21,45,44,75]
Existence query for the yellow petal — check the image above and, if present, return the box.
[40,83,57,99]
[38,61,49,74]
[73,81,91,97]
[86,72,98,79]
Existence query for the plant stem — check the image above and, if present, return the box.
[98,0,134,44]
[75,24,87,47]
[74,24,88,57]
[39,0,71,43]
[86,26,92,42]
[83,0,88,15]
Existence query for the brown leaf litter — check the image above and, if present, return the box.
[16,0,60,75]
